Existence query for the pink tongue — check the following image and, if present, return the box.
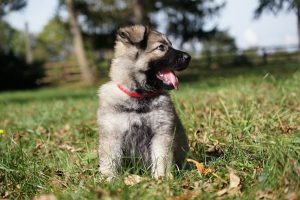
[160,69,179,89]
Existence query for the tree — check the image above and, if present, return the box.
[37,17,72,61]
[57,0,224,49]
[201,31,237,68]
[0,20,27,55]
[58,0,135,49]
[0,0,26,17]
[153,0,225,46]
[254,0,300,49]
[64,0,96,85]
[0,21,16,52]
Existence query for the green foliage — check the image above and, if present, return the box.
[201,31,237,68]
[0,51,44,90]
[154,0,225,44]
[0,21,44,91]
[254,0,300,17]
[58,0,133,49]
[57,0,225,49]
[0,20,26,56]
[0,63,300,199]
[0,0,26,17]
[10,30,26,56]
[36,17,72,61]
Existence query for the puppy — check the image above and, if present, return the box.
[97,25,191,179]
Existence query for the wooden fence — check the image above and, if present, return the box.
[38,61,81,84]
[39,44,299,85]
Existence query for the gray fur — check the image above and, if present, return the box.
[97,25,190,179]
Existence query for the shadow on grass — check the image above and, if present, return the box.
[1,62,299,104]
[0,87,97,104]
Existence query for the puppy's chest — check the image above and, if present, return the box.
[122,115,153,156]
[117,99,166,131]
[115,98,174,155]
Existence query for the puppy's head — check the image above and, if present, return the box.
[110,25,191,91]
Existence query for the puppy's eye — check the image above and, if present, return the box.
[157,44,167,51]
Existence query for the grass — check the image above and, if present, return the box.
[0,62,300,199]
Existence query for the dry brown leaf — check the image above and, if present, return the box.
[59,144,83,153]
[95,188,110,198]
[285,192,298,200]
[36,126,47,134]
[32,194,57,200]
[1,191,9,199]
[181,176,193,190]
[216,187,241,198]
[215,170,241,198]
[55,170,64,177]
[256,189,276,200]
[124,175,144,186]
[201,181,216,192]
[216,188,228,197]
[227,187,241,197]
[167,191,199,200]
[187,158,212,175]
[32,142,45,154]
[229,170,240,189]
[289,159,300,176]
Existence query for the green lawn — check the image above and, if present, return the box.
[0,63,300,199]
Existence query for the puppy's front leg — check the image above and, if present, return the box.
[150,134,173,179]
[98,135,122,180]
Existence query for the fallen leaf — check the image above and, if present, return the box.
[200,181,216,192]
[229,170,240,189]
[1,191,9,199]
[55,170,64,177]
[32,142,45,154]
[206,144,224,157]
[59,144,83,153]
[289,159,300,176]
[59,124,71,134]
[285,192,298,200]
[256,189,276,200]
[187,158,212,175]
[36,126,47,134]
[95,188,110,198]
[32,194,57,200]
[124,175,144,186]
[181,176,193,190]
[216,188,228,197]
[215,169,241,198]
[167,191,199,200]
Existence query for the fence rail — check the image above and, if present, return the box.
[39,44,299,85]
[38,61,81,84]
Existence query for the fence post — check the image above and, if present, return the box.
[262,48,268,65]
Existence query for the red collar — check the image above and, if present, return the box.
[117,84,162,98]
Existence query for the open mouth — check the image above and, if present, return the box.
[156,69,179,89]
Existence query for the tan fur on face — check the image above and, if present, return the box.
[110,25,172,88]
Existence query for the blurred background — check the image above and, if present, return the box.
[0,0,299,90]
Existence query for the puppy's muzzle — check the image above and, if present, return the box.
[174,50,191,71]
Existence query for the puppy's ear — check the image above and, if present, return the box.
[117,25,149,48]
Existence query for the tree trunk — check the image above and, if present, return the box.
[24,22,33,64]
[297,6,300,60]
[132,0,145,24]
[65,0,96,85]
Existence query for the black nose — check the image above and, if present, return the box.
[182,53,191,63]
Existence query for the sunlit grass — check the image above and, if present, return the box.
[0,63,299,199]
